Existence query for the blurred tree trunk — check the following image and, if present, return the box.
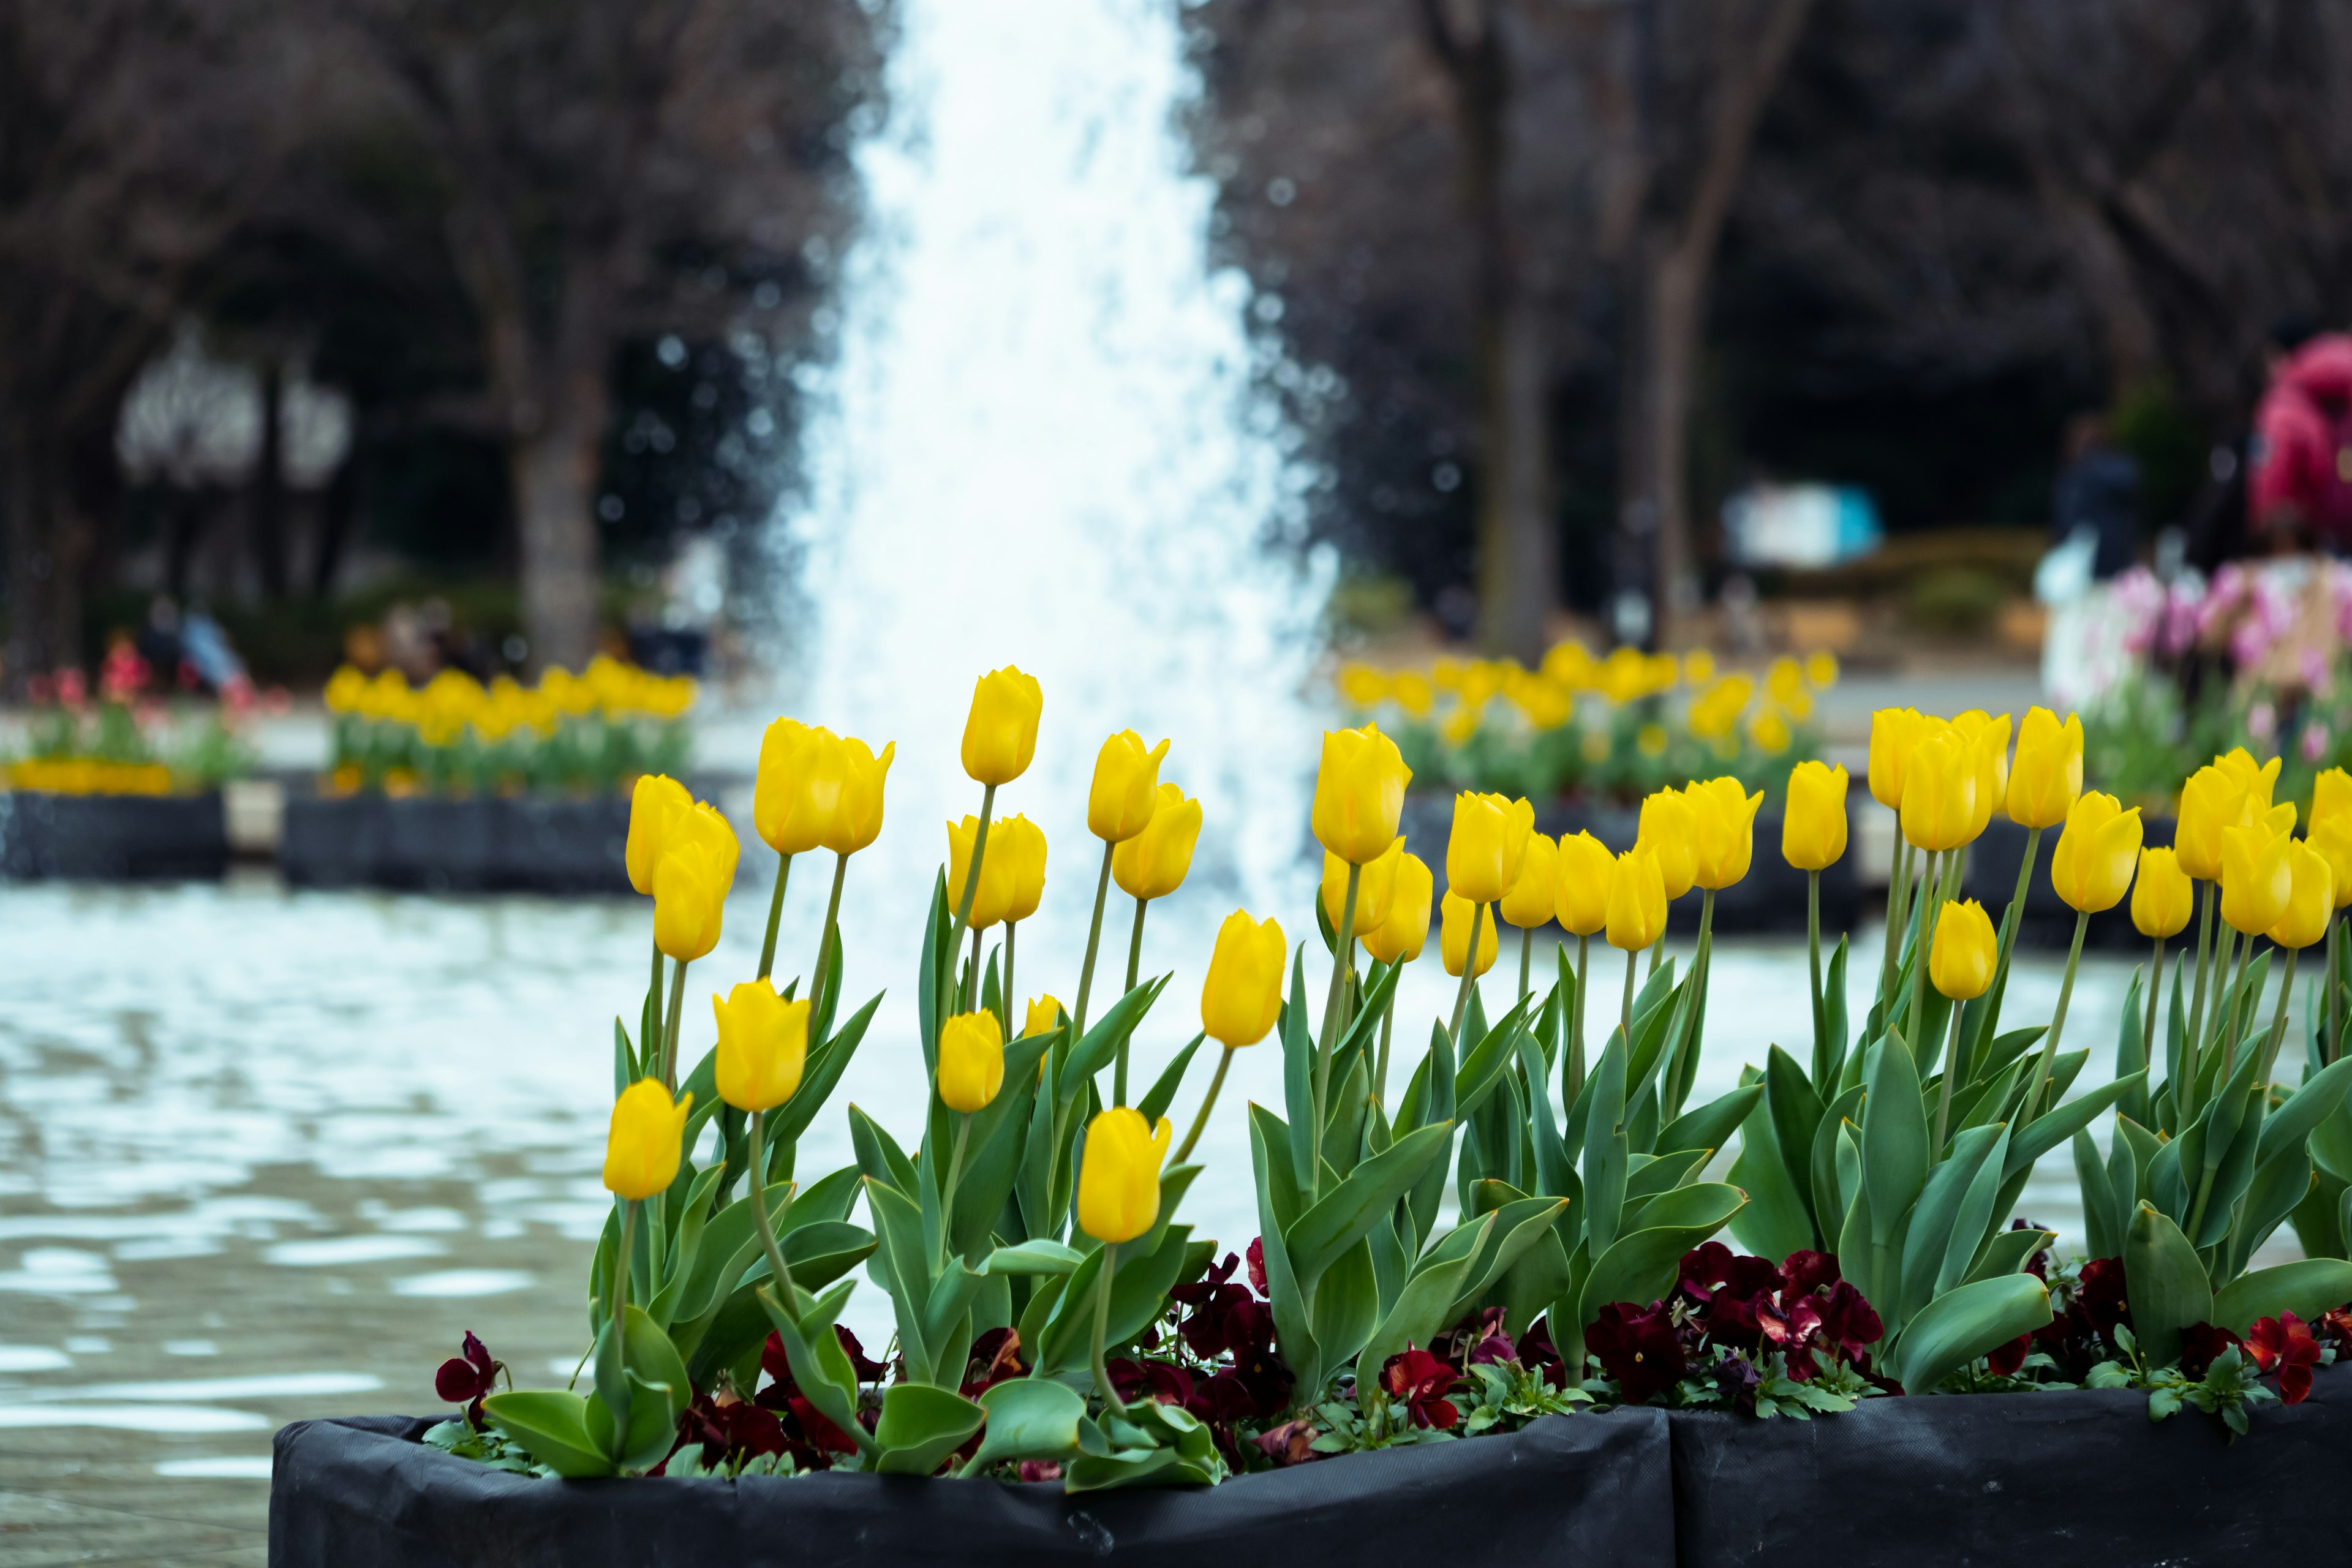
[1421,0,1556,662]
[252,356,290,598]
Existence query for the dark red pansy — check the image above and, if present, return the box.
[1246,1237,1270,1297]
[1815,1281,1883,1362]
[1985,1335,2030,1378]
[1589,1301,1686,1404]
[677,1390,788,1467]
[1381,1345,1462,1429]
[1255,1417,1319,1466]
[2245,1313,2321,1404]
[1780,1250,1841,1298]
[1017,1460,1063,1483]
[2074,1257,2129,1335]
[434,1331,502,1424]
[1191,1369,1261,1424]
[2177,1321,2241,1381]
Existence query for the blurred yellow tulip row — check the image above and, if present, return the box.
[324,655,697,745]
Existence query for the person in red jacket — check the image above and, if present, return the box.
[2249,328,2352,552]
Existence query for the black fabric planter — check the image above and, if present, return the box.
[281,796,633,894]
[1962,816,2176,951]
[0,790,228,880]
[270,1410,1672,1568]
[1666,1373,2351,1568]
[1399,795,1859,939]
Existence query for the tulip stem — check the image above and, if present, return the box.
[661,957,687,1090]
[611,1197,637,1330]
[1621,945,1638,1042]
[1375,1006,1396,1107]
[1446,901,1484,1045]
[967,925,982,1011]
[1313,864,1365,1195]
[946,783,997,983]
[816,851,848,995]
[2028,907,2088,1121]
[1003,921,1019,1035]
[1906,849,1939,1058]
[1090,1242,1127,1417]
[938,1114,971,1269]
[1570,933,1589,1107]
[1072,839,1115,1036]
[2143,935,2163,1073]
[1174,1047,1234,1164]
[2186,881,2215,1068]
[1979,824,2043,1064]
[1807,870,1827,1082]
[1933,994,1965,1153]
[646,937,663,1072]
[757,852,792,983]
[1114,896,1148,1104]
[1882,839,1913,1005]
[2260,948,2299,1084]
[1518,925,1533,1002]
[2328,917,2341,1067]
[747,1109,796,1302]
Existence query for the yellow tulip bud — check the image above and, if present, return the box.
[1200,910,1286,1047]
[1440,891,1498,978]
[713,981,810,1113]
[1688,776,1763,891]
[1362,851,1434,964]
[625,773,693,895]
[1087,730,1170,842]
[603,1078,692,1201]
[1551,831,1614,937]
[1112,782,1202,901]
[2312,767,2352,842]
[651,804,739,961]
[1899,724,1978,852]
[1781,761,1849,872]
[2175,764,2242,882]
[2049,792,2143,914]
[1322,839,1404,936]
[2005,707,2083,830]
[818,737,894,856]
[2215,747,2282,809]
[1445,792,1533,906]
[2260,801,2299,840]
[2220,822,2295,936]
[1022,994,1066,1039]
[993,814,1049,922]
[960,666,1043,786]
[1499,832,1561,930]
[947,815,1016,931]
[2310,815,2352,911]
[1867,707,1920,810]
[2130,848,2193,939]
[937,1010,1006,1113]
[1949,711,2011,841]
[1077,1106,1170,1245]
[1637,789,1698,900]
[1928,899,1997,1001]
[1311,724,1413,864]
[2269,840,2334,950]
[752,718,835,856]
[1605,846,1668,952]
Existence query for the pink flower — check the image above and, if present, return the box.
[2248,701,2277,744]
[2304,722,2332,763]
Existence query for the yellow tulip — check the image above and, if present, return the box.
[2220,823,2295,936]
[1554,831,1615,936]
[2310,815,2352,911]
[1311,724,1413,864]
[712,981,810,1112]
[2175,764,2244,882]
[960,666,1043,786]
[2049,792,2143,914]
[2260,801,2299,841]
[818,737,894,856]
[1393,672,1435,718]
[1087,730,1170,842]
[2005,707,2083,830]
[752,719,836,856]
[1806,651,1840,688]
[993,814,1049,922]
[1113,782,1202,900]
[1322,838,1404,936]
[654,842,729,962]
[2269,841,2334,950]
[1868,707,1921,810]
[603,1078,693,1200]
[1949,711,2011,840]
[1689,777,1764,892]
[1023,996,1066,1042]
[937,1010,1006,1112]
[1446,793,1534,906]
[1440,891,1498,979]
[2215,747,2282,809]
[1929,899,1997,1001]
[1782,761,1849,871]
[2130,848,2193,939]
[1637,789,1698,900]
[1499,832,1561,930]
[1077,1106,1171,1245]
[1362,852,1434,964]
[948,815,1016,930]
[625,773,693,895]
[1200,911,1287,1047]
[2312,767,2352,841]
[1605,846,1668,952]
[1899,724,1978,852]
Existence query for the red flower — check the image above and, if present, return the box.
[960,1327,1027,1398]
[1255,1417,1320,1466]
[2177,1322,2241,1381]
[433,1331,502,1425]
[1172,1251,1275,1361]
[1017,1460,1063,1482]
[1679,1244,1784,1352]
[1518,1316,1569,1385]
[1246,1236,1270,1296]
[1589,1301,1686,1403]
[1814,1281,1883,1363]
[1380,1345,1463,1428]
[1985,1335,2030,1378]
[1780,1250,1842,1298]
[1107,1357,1197,1410]
[676,1389,787,1468]
[2245,1313,2322,1404]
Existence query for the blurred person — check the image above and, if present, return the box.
[178,603,249,695]
[2039,413,2145,707]
[2050,413,2141,579]
[2247,317,2352,555]
[2185,316,2328,573]
[137,595,184,678]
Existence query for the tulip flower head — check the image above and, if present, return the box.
[1322,838,1404,936]
[652,804,740,962]
[1312,724,1412,865]
[1440,891,1498,978]
[1605,846,1668,953]
[1554,830,1615,936]
[1499,832,1561,929]
[625,773,694,895]
[2310,815,2352,911]
[818,737,894,856]
[1200,910,1286,1047]
[1636,789,1698,900]
[1688,776,1764,891]
[1868,707,1921,810]
[1929,899,1997,1001]
[2269,840,2334,950]
[1781,761,1849,871]
[1022,994,1066,1039]
[2049,792,2143,914]
[1078,1106,1171,1245]
[992,814,1049,922]
[2312,768,2352,842]
[1361,851,1434,964]
[1087,731,1170,842]
[1446,791,1535,906]
[2130,847,2193,939]
[604,1078,693,1201]
[752,718,839,856]
[1951,710,2013,836]
[713,980,811,1113]
[960,666,1043,786]
[2220,822,2295,936]
[1899,723,1979,852]
[2176,762,2245,882]
[2005,707,2083,830]
[937,1010,1006,1113]
[1112,782,1202,901]
[947,815,1016,930]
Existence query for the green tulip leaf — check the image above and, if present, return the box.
[1578,1183,1746,1327]
[480,1390,613,1479]
[1861,1033,1929,1247]
[1894,1273,2052,1394]
[2211,1257,2352,1335]
[1137,1031,1207,1125]
[1355,1214,1491,1382]
[2124,1202,2214,1366]
[1656,1081,1763,1163]
[872,1382,986,1476]
[1284,1121,1454,1286]
[959,1378,1088,1474]
[1962,1225,2051,1286]
[2005,1072,2144,1178]
[986,1238,1086,1275]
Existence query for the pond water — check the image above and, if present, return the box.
[0,872,2176,1561]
